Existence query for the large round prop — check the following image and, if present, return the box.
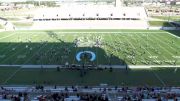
[76,51,96,62]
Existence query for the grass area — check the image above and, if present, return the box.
[148,21,173,27]
[6,17,21,21]
[151,16,180,21]
[12,22,33,27]
[0,30,179,65]
[0,67,20,84]
[10,29,167,32]
[151,67,180,86]
[0,29,179,86]
[166,30,180,37]
[0,9,34,17]
[0,67,180,86]
[0,24,4,29]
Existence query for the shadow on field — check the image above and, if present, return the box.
[162,21,172,27]
[165,30,180,37]
[0,31,127,66]
[0,31,130,86]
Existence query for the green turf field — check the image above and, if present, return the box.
[0,67,180,86]
[0,30,179,65]
[12,22,33,28]
[148,21,173,27]
[151,16,180,22]
[0,29,180,86]
[0,25,4,29]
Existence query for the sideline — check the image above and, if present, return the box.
[0,64,179,69]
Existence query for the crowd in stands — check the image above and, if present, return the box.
[0,86,180,101]
[36,93,108,101]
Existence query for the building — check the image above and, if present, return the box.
[32,0,148,29]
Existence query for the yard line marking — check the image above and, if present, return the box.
[62,33,75,65]
[0,33,16,40]
[95,33,100,66]
[12,33,48,64]
[150,34,176,56]
[153,33,180,52]
[167,32,180,39]
[68,33,79,65]
[3,67,21,85]
[108,33,120,64]
[151,69,166,86]
[146,33,175,62]
[0,35,31,64]
[0,43,16,52]
[145,33,168,61]
[0,33,23,52]
[22,35,53,65]
[134,33,159,63]
[2,34,51,84]
[115,33,142,64]
[0,41,17,53]
[0,33,35,64]
[127,33,146,63]
[2,36,48,84]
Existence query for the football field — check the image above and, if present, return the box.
[0,67,180,86]
[0,30,179,65]
[0,29,180,86]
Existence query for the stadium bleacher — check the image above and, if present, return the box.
[1,86,180,101]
